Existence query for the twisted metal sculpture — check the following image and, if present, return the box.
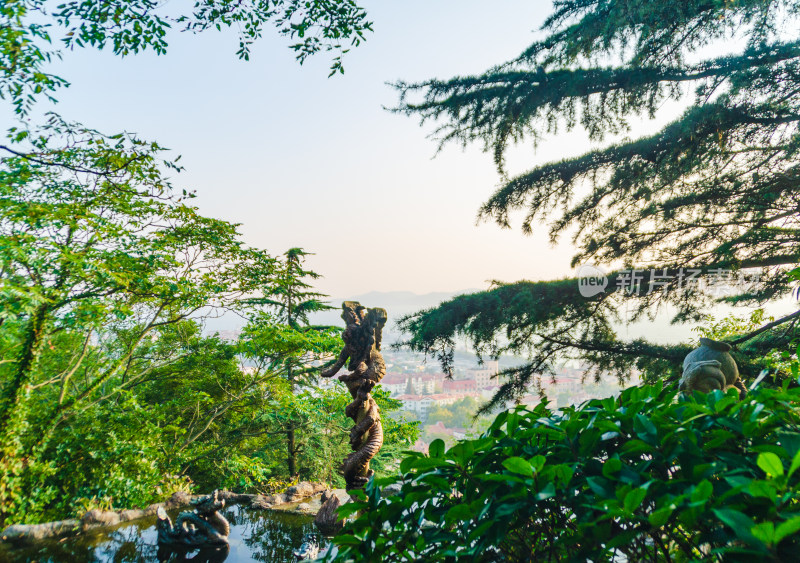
[321,301,387,490]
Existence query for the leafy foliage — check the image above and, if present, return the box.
[328,383,800,562]
[0,0,380,528]
[395,0,800,406]
[1,0,371,115]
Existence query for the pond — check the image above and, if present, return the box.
[0,504,326,563]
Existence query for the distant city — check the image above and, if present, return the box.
[216,326,635,452]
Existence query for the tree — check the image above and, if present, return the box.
[395,0,800,410]
[0,0,376,526]
[0,116,278,522]
[241,248,340,477]
[1,0,371,115]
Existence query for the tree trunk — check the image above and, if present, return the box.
[287,428,297,477]
[0,305,48,445]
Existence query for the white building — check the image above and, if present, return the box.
[466,360,500,388]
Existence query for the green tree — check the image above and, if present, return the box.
[0,117,277,522]
[241,248,340,477]
[0,0,377,527]
[395,0,800,409]
[1,0,371,116]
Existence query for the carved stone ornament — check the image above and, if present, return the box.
[680,337,747,398]
[320,301,388,490]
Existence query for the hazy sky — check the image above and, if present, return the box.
[0,1,697,297]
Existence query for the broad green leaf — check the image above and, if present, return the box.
[502,456,534,477]
[429,439,445,459]
[751,522,775,546]
[788,449,800,478]
[624,488,647,513]
[603,457,622,478]
[713,509,761,546]
[445,503,474,526]
[757,452,784,478]
[648,506,673,528]
[691,480,713,503]
[775,516,800,544]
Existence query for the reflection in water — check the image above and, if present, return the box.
[0,505,326,563]
[156,543,230,563]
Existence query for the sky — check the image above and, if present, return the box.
[2,0,688,298]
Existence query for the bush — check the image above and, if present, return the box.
[327,382,800,562]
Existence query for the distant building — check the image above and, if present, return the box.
[395,392,468,416]
[443,379,477,393]
[379,373,410,396]
[465,360,499,388]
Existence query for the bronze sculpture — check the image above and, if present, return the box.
[156,490,230,547]
[321,301,387,490]
[680,337,747,398]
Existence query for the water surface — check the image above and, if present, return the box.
[1,504,324,562]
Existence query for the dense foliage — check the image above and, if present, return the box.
[0,0,410,528]
[395,0,800,407]
[329,382,800,562]
[0,133,419,523]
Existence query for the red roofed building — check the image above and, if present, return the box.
[443,379,477,393]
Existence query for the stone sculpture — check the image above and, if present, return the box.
[314,490,344,536]
[293,533,321,560]
[156,490,230,547]
[320,301,387,490]
[680,337,747,398]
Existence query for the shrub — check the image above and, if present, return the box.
[327,382,800,562]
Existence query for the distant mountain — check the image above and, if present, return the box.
[201,289,484,338]
[313,289,482,330]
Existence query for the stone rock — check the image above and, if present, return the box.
[118,509,146,522]
[314,493,343,536]
[218,491,254,505]
[296,503,312,512]
[382,483,402,497]
[164,491,193,510]
[1,519,79,543]
[284,481,327,503]
[249,495,274,510]
[81,509,120,530]
[681,338,746,397]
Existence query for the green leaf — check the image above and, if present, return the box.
[624,488,647,513]
[788,449,800,478]
[748,480,777,503]
[775,516,800,544]
[429,439,445,459]
[535,482,556,501]
[586,476,614,498]
[751,522,775,546]
[502,456,534,477]
[691,480,713,503]
[445,503,474,526]
[602,457,622,478]
[648,506,673,528]
[713,509,761,546]
[757,452,784,478]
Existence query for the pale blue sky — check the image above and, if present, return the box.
[0,2,696,297]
